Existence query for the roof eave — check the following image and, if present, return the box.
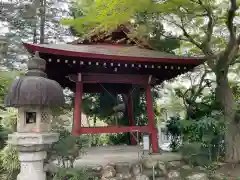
[23,43,203,65]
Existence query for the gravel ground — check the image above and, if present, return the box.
[74,145,143,168]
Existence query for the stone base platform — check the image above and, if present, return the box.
[71,145,209,180]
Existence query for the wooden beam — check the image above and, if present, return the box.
[72,73,83,136]
[77,126,150,134]
[128,94,136,145]
[69,83,136,93]
[146,84,159,153]
[68,73,154,85]
[83,73,149,85]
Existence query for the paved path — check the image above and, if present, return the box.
[74,145,143,168]
[74,145,181,168]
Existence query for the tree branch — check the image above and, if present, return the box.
[177,89,189,108]
[227,0,238,41]
[237,35,240,45]
[191,70,208,101]
[179,15,202,49]
[200,5,214,50]
[188,0,214,50]
[229,54,240,65]
[219,0,239,66]
[161,33,189,41]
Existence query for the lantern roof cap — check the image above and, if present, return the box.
[4,52,65,107]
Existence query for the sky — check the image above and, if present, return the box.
[0,22,9,35]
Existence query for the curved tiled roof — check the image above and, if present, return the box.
[24,43,203,64]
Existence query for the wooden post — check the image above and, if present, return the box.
[145,83,159,153]
[128,94,136,145]
[72,73,83,136]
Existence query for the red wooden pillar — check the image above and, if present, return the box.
[128,94,136,145]
[72,73,83,136]
[146,84,159,153]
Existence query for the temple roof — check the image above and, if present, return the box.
[23,43,202,64]
[22,25,204,92]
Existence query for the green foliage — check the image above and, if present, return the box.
[92,134,110,145]
[91,133,131,146]
[0,71,21,109]
[0,108,18,132]
[64,0,236,61]
[0,107,18,150]
[134,12,180,53]
[166,116,182,151]
[167,112,225,166]
[51,128,89,168]
[180,142,211,166]
[0,124,10,149]
[65,0,181,53]
[108,133,130,145]
[52,168,98,180]
[0,73,21,180]
[165,76,226,165]
[0,145,20,180]
[62,0,225,40]
[61,0,154,33]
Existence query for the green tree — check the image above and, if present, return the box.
[61,0,154,33]
[156,0,240,163]
[0,71,21,109]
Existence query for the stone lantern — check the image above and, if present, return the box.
[5,52,65,180]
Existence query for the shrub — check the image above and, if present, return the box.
[180,142,211,166]
[52,168,99,180]
[0,145,20,180]
[166,112,225,166]
[108,133,130,145]
[166,116,182,151]
[50,128,89,168]
[0,124,10,149]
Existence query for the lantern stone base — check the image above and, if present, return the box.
[8,132,59,180]
[17,151,47,180]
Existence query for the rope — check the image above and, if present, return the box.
[99,83,117,101]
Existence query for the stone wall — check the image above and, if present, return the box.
[89,154,211,180]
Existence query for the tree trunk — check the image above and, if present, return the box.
[33,23,37,43]
[39,0,46,44]
[92,115,97,146]
[216,69,240,162]
[225,117,240,162]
